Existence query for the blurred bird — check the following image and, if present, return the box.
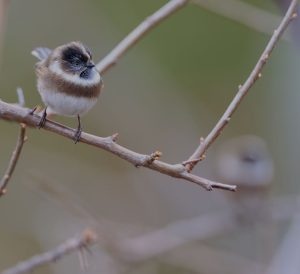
[31,41,103,143]
[216,135,274,223]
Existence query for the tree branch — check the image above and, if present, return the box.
[96,0,190,74]
[0,88,27,196]
[0,123,26,196]
[185,0,299,172]
[0,101,236,192]
[1,229,97,274]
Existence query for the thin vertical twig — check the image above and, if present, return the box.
[0,123,26,196]
[0,88,27,196]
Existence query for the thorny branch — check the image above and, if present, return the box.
[184,0,299,172]
[96,0,190,74]
[0,101,236,192]
[1,229,98,274]
[0,0,298,192]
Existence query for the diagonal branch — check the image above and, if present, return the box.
[1,229,97,274]
[184,0,299,172]
[96,0,190,74]
[0,123,26,196]
[0,101,236,192]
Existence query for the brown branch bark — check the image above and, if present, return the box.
[96,0,190,74]
[0,101,236,192]
[185,0,299,172]
[0,123,26,196]
[1,229,97,274]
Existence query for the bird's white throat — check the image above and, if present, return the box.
[40,90,98,117]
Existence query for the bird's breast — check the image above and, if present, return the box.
[36,70,103,116]
[38,87,98,116]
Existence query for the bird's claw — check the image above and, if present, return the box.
[74,127,82,144]
[38,108,47,129]
[38,115,47,129]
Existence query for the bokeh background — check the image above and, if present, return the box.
[1,0,300,273]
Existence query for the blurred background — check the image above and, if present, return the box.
[0,0,300,273]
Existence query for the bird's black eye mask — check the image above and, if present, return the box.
[61,46,89,71]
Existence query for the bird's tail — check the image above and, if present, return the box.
[31,47,52,61]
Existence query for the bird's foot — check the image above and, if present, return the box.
[29,106,47,128]
[29,106,38,115]
[38,108,47,129]
[38,115,46,129]
[74,127,82,144]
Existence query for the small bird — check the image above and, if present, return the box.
[31,41,103,143]
[215,135,274,224]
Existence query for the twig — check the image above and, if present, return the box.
[185,0,299,172]
[0,123,26,196]
[1,229,98,274]
[0,88,27,196]
[193,0,291,41]
[0,101,236,192]
[96,0,190,74]
[16,87,25,107]
[78,248,89,271]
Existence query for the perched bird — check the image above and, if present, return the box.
[216,135,274,224]
[31,41,103,143]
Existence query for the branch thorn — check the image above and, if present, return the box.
[110,133,119,142]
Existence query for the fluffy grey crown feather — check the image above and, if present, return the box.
[31,47,52,61]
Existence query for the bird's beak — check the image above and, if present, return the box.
[86,61,95,69]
